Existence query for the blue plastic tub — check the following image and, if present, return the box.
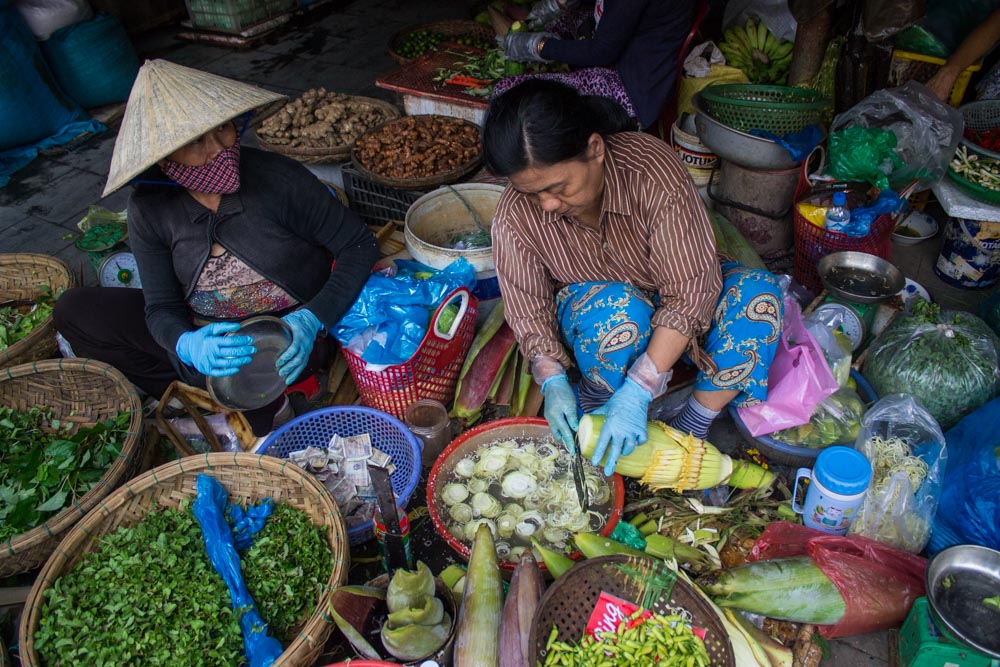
[259,406,422,545]
[728,369,878,468]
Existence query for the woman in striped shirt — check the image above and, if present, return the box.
[483,80,783,477]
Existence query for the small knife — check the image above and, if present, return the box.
[571,442,589,512]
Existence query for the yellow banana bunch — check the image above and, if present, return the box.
[718,17,794,85]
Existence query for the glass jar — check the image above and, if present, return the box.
[404,398,451,468]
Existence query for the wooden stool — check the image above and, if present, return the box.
[154,381,255,457]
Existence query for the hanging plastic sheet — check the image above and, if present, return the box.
[193,474,283,667]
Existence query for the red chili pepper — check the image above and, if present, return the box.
[445,74,492,88]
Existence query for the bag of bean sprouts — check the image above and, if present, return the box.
[848,394,947,554]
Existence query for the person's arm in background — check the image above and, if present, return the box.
[538,0,647,67]
[927,8,1000,101]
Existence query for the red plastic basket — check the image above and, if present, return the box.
[792,151,895,293]
[341,287,477,419]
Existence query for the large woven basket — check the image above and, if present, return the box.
[20,453,350,667]
[0,358,144,577]
[388,19,494,65]
[256,96,401,165]
[0,254,75,369]
[351,115,483,191]
[528,555,735,667]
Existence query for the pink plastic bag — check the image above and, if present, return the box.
[749,522,927,638]
[737,298,839,436]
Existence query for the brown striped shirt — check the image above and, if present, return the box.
[493,131,723,371]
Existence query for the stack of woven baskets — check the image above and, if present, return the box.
[0,253,74,369]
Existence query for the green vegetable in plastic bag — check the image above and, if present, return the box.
[828,126,903,191]
[862,301,1000,430]
[437,303,460,334]
[772,387,867,448]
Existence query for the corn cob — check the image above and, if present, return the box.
[454,523,504,666]
[695,556,847,625]
[577,415,774,491]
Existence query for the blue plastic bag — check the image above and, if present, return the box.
[193,474,283,667]
[750,125,824,164]
[334,258,476,366]
[841,189,904,238]
[228,497,274,550]
[927,397,1000,555]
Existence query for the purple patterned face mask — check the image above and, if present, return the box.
[161,136,241,194]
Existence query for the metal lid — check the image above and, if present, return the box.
[207,316,292,411]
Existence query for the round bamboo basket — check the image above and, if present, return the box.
[19,453,350,667]
[388,19,494,65]
[351,115,482,191]
[0,254,75,369]
[0,358,144,577]
[256,97,401,165]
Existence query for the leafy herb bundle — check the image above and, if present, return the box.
[0,407,130,541]
[0,288,54,351]
[240,502,332,640]
[35,506,244,667]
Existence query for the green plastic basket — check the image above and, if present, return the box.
[946,166,1000,204]
[699,84,831,135]
[959,100,1000,160]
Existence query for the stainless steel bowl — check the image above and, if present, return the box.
[818,252,904,304]
[693,93,806,171]
[926,544,1000,659]
[207,316,292,411]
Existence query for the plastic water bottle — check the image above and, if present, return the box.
[825,191,851,233]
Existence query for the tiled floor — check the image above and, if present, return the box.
[3,1,997,664]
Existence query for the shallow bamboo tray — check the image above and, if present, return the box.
[19,453,349,667]
[0,358,144,577]
[0,254,75,369]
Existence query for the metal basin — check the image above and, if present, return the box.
[818,252,904,304]
[926,544,1000,659]
[693,93,805,171]
[207,316,292,411]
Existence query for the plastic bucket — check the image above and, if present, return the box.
[934,216,1000,288]
[671,121,717,187]
[710,159,799,260]
[405,183,504,317]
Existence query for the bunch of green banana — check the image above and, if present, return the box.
[718,18,794,85]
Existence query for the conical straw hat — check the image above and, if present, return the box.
[103,59,288,196]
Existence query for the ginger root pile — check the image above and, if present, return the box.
[258,88,395,149]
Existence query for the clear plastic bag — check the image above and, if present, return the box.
[862,301,1000,429]
[849,394,947,554]
[802,309,853,386]
[861,0,926,41]
[772,387,866,448]
[830,80,964,191]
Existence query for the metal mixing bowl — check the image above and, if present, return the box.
[818,252,904,304]
[926,544,1000,659]
[693,93,807,171]
[207,316,292,411]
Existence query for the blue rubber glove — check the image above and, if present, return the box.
[175,322,255,377]
[541,374,579,453]
[276,309,323,384]
[589,378,652,476]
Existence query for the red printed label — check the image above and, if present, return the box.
[584,592,652,639]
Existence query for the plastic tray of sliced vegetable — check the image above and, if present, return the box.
[948,145,1000,204]
[729,369,878,468]
[426,417,625,574]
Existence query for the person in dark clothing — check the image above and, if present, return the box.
[54,60,378,436]
[497,0,699,129]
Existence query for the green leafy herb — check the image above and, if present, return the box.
[239,502,331,640]
[0,406,131,541]
[34,506,244,666]
[0,287,54,352]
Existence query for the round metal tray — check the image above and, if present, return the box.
[207,316,292,411]
[926,544,1000,659]
[818,251,904,304]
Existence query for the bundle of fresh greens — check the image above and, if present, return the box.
[862,301,1000,429]
[0,407,130,541]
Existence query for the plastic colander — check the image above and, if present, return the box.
[259,406,422,545]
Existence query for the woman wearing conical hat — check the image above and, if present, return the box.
[53,60,379,435]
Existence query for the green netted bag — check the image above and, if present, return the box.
[862,301,1000,429]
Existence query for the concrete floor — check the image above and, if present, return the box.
[2,0,997,664]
